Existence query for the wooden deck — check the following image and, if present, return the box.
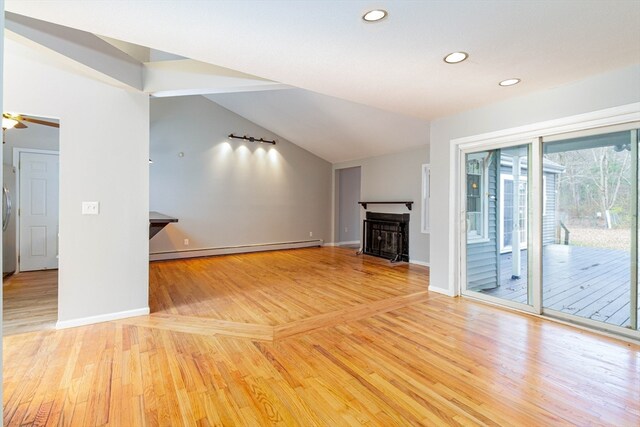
[475,244,638,328]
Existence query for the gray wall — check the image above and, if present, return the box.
[149,95,332,254]
[333,144,430,264]
[430,64,640,295]
[337,166,361,243]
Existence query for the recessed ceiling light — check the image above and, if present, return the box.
[362,9,387,22]
[443,52,468,64]
[499,78,521,87]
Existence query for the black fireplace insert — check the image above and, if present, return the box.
[360,212,409,262]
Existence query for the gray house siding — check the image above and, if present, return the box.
[543,172,557,245]
[466,153,499,290]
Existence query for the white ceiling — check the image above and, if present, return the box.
[5,1,640,162]
[6,1,640,120]
[206,89,430,163]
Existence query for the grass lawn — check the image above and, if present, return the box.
[568,227,632,251]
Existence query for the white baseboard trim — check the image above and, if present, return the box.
[337,240,360,246]
[428,285,456,297]
[56,307,150,330]
[150,239,323,261]
[409,259,430,267]
[323,242,337,247]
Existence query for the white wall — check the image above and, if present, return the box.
[333,144,430,264]
[429,64,640,295]
[4,37,150,324]
[337,166,361,243]
[149,95,332,255]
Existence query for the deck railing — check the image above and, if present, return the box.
[559,221,570,245]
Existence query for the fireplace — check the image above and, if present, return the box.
[361,212,409,262]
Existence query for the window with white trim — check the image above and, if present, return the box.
[500,174,528,252]
[466,153,489,242]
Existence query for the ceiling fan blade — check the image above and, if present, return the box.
[14,122,28,129]
[21,117,59,128]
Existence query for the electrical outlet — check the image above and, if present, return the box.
[183,238,189,246]
[81,201,99,215]
[309,231,313,237]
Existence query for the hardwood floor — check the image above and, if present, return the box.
[3,270,58,336]
[3,248,640,426]
[149,248,427,326]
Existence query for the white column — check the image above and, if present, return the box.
[512,155,521,279]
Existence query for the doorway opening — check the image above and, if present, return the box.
[335,166,361,248]
[3,114,60,335]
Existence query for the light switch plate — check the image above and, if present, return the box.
[82,201,100,215]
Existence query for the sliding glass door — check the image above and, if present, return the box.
[542,129,639,331]
[463,143,534,310]
[459,123,639,339]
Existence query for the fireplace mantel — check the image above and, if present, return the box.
[358,201,413,211]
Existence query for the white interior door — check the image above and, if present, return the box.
[19,151,59,271]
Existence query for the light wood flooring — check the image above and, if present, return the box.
[144,248,427,340]
[3,270,58,336]
[3,247,640,426]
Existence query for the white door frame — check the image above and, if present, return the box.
[12,147,60,274]
[499,174,529,253]
[451,102,640,341]
[458,138,538,314]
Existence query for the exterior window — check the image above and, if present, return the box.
[466,154,488,241]
[421,164,430,233]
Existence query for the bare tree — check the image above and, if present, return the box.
[549,146,631,228]
[590,147,630,228]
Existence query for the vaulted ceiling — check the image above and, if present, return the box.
[206,89,430,163]
[5,1,640,162]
